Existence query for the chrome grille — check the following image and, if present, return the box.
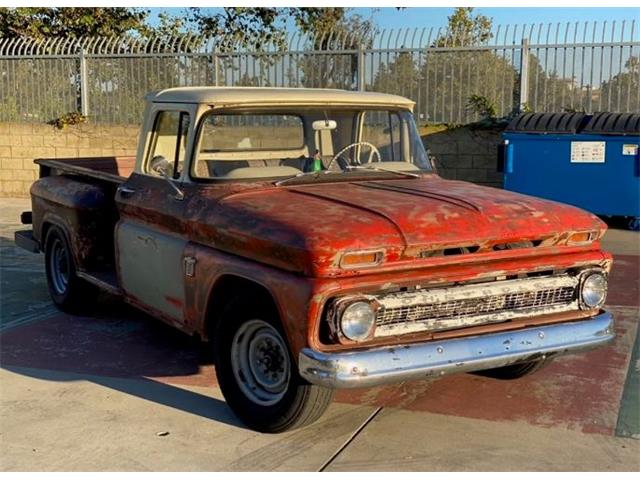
[376,286,575,327]
[368,274,581,337]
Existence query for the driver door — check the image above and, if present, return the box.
[115,108,191,324]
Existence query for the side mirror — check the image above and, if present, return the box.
[164,171,185,201]
[150,155,184,201]
[149,155,171,177]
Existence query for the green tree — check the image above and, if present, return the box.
[0,7,149,38]
[187,7,361,52]
[523,53,585,113]
[372,51,420,101]
[372,7,517,123]
[295,9,374,89]
[182,8,372,88]
[433,7,492,47]
[0,7,390,121]
[599,56,639,112]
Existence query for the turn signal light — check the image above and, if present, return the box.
[340,250,384,268]
[567,231,598,245]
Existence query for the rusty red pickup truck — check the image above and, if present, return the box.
[15,87,614,432]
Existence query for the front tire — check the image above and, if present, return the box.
[44,225,97,313]
[214,298,334,433]
[473,357,553,380]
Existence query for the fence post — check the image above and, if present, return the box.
[357,44,365,91]
[213,46,219,87]
[78,49,89,116]
[518,38,530,112]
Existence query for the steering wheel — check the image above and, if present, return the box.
[327,142,381,171]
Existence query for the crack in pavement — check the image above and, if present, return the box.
[317,406,383,472]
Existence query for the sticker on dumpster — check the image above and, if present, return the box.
[622,144,638,156]
[571,141,606,163]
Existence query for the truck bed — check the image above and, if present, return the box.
[26,156,136,291]
[35,156,136,184]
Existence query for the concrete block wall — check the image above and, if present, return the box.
[0,122,504,197]
[0,123,140,197]
[420,125,504,188]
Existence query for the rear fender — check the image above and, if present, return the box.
[31,176,118,271]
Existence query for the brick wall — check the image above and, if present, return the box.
[420,124,504,188]
[0,122,504,197]
[0,122,140,197]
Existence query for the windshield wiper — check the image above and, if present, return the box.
[274,170,332,186]
[274,164,420,186]
[346,165,421,179]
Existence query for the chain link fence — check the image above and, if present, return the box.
[1,20,638,125]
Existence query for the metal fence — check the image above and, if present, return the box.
[1,20,638,125]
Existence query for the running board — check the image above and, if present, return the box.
[77,271,122,296]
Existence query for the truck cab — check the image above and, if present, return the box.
[15,87,614,432]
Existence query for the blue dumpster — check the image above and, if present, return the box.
[502,112,640,229]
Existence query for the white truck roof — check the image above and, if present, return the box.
[146,87,415,110]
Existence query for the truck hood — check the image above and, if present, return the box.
[188,176,606,277]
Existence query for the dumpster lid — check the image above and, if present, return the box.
[505,112,587,134]
[581,112,640,135]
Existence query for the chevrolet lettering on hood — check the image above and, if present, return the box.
[15,87,614,433]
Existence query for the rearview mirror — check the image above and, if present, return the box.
[312,119,337,131]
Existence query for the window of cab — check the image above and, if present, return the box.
[145,110,190,179]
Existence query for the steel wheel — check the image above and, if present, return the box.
[215,298,335,432]
[49,237,70,295]
[230,319,291,406]
[44,225,97,313]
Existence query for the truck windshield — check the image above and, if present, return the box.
[191,108,432,181]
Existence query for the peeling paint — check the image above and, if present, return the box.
[25,118,612,365]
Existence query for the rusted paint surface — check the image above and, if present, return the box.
[180,175,608,279]
[182,241,315,352]
[35,157,134,184]
[30,175,120,271]
[29,156,611,359]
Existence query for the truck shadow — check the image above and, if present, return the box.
[2,364,243,428]
[0,293,247,430]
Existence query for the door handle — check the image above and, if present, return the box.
[118,186,136,197]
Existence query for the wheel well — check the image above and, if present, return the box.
[204,275,280,340]
[41,222,77,265]
[41,221,68,251]
[41,221,53,246]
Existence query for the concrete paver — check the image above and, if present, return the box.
[0,367,376,471]
[324,408,640,471]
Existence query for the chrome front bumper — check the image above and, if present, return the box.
[298,312,614,389]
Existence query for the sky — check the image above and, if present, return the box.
[147,7,640,32]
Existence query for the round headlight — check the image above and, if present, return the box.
[340,301,376,341]
[581,272,607,308]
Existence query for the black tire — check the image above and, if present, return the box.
[44,225,97,313]
[214,297,334,433]
[473,357,553,380]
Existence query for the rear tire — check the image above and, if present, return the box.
[473,357,553,380]
[44,225,97,313]
[214,297,334,433]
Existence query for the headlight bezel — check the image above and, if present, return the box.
[340,301,377,341]
[579,268,608,309]
[328,296,379,343]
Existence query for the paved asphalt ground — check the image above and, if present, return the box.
[1,197,639,471]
